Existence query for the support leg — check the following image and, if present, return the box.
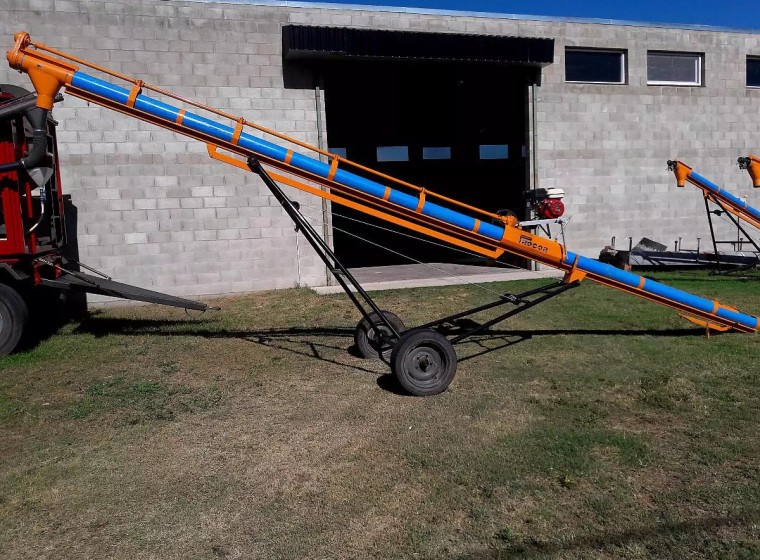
[705,197,721,273]
[248,157,580,396]
[247,157,402,357]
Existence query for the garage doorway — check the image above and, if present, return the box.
[282,25,553,270]
[322,60,534,267]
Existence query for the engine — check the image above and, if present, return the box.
[525,187,565,219]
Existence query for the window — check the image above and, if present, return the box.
[565,48,626,84]
[647,51,703,86]
[377,146,409,162]
[377,146,409,161]
[748,57,760,88]
[422,147,451,160]
[330,147,347,158]
[479,145,509,160]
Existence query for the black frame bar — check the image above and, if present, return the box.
[248,157,402,345]
[249,157,578,354]
[416,281,579,344]
[703,197,760,274]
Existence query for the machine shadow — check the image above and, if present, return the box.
[73,315,706,343]
[73,315,385,376]
[441,509,760,560]
[69,315,709,393]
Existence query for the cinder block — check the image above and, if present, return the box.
[123,232,148,244]
[52,0,79,13]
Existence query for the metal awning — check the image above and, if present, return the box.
[282,25,554,66]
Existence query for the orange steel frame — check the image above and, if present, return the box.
[7,32,760,334]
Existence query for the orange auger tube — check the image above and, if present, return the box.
[7,32,759,333]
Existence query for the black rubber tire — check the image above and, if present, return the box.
[0,284,28,355]
[391,329,457,396]
[354,310,405,359]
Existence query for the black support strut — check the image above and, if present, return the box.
[416,280,579,344]
[249,157,579,362]
[704,196,760,274]
[248,157,402,344]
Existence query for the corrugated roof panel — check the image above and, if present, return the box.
[282,25,554,66]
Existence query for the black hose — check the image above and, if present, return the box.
[0,106,49,173]
[21,107,48,169]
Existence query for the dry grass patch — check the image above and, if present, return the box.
[1,273,759,559]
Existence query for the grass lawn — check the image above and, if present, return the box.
[1,271,759,559]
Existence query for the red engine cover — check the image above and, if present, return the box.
[537,199,565,219]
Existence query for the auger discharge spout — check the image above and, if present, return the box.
[738,155,760,189]
[8,32,758,334]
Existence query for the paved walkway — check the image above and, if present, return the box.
[312,263,564,294]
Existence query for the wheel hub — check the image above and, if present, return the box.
[407,346,441,381]
[390,328,458,396]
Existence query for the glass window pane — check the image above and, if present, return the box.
[422,147,451,160]
[748,57,760,87]
[377,146,409,162]
[330,147,347,158]
[648,52,701,84]
[565,49,624,83]
[479,145,509,160]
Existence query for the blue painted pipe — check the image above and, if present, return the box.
[690,171,760,223]
[563,252,758,330]
[69,71,758,331]
[70,72,508,241]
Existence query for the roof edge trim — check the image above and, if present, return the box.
[182,0,760,36]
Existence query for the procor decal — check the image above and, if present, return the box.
[518,234,549,253]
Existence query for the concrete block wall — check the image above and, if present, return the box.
[2,0,759,300]
[538,23,760,255]
[1,0,331,298]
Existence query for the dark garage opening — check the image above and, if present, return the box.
[283,26,553,269]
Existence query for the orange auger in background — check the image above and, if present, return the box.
[739,155,760,188]
[6,32,759,335]
[669,160,760,232]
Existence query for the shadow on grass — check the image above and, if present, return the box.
[16,289,85,353]
[70,317,706,382]
[446,509,760,559]
[73,316,387,375]
[72,317,705,341]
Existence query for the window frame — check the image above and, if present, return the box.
[647,50,704,87]
[748,56,760,89]
[564,47,627,85]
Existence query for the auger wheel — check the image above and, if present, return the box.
[390,329,457,396]
[354,310,405,359]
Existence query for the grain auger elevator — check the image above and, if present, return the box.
[5,32,758,395]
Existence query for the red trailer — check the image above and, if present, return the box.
[0,84,209,353]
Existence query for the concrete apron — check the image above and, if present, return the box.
[312,263,564,294]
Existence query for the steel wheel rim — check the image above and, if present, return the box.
[403,343,446,385]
